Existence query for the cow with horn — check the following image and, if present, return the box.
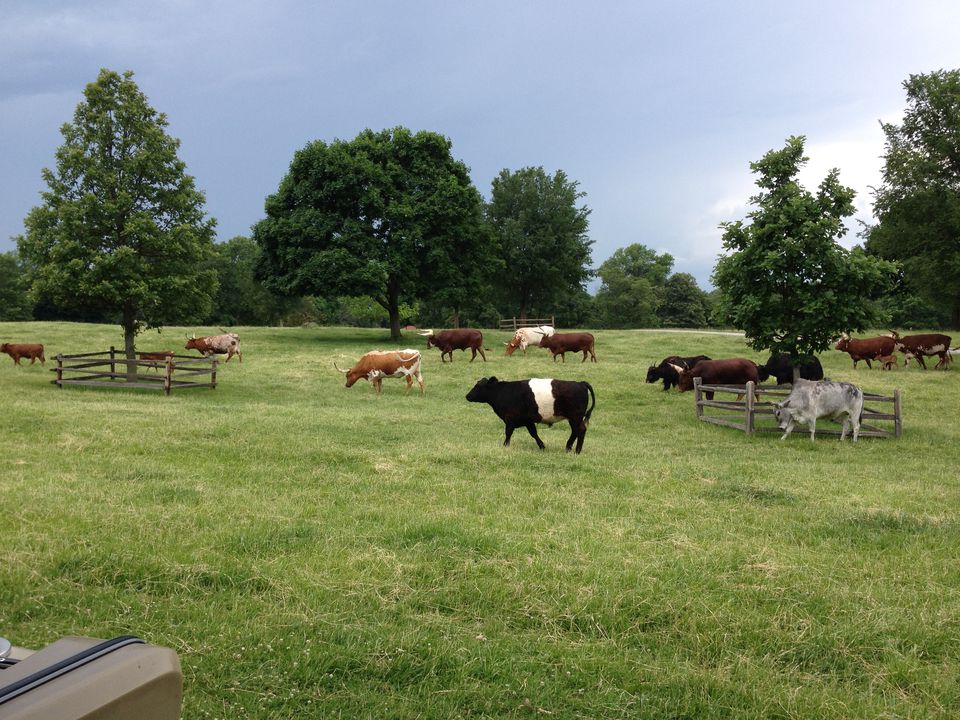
[418,328,487,362]
[335,349,424,395]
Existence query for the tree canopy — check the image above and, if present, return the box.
[865,69,960,327]
[253,127,490,339]
[0,252,33,321]
[713,136,896,371]
[486,167,593,319]
[17,68,217,365]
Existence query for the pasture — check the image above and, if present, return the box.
[1,321,959,719]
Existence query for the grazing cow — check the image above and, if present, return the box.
[504,326,555,356]
[538,332,597,363]
[834,334,895,369]
[879,354,898,371]
[185,333,242,362]
[773,379,864,442]
[645,355,711,391]
[889,331,952,370]
[419,329,487,363]
[759,353,824,385]
[137,350,174,373]
[465,376,595,453]
[0,343,45,366]
[334,350,424,395]
[677,358,759,400]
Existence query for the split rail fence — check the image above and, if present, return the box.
[498,316,555,332]
[51,347,218,395]
[692,377,902,438]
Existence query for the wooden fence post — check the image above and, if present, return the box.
[56,354,63,388]
[694,376,703,419]
[109,346,116,376]
[164,356,173,396]
[211,358,218,389]
[745,381,755,435]
[894,389,902,438]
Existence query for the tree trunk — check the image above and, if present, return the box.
[122,305,138,382]
[952,298,960,330]
[387,275,402,341]
[792,364,801,385]
[451,308,460,329]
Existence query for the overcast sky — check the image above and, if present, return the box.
[3,1,959,290]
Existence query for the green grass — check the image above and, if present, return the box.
[1,322,959,718]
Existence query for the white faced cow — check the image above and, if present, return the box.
[773,379,864,442]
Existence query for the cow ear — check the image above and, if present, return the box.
[488,376,497,384]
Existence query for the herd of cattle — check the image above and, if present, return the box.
[2,327,956,449]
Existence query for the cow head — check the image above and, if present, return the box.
[465,376,497,403]
[504,336,522,356]
[334,361,364,388]
[677,370,694,393]
[772,400,794,431]
[834,334,849,351]
[0,344,8,353]
[645,365,660,383]
[184,335,199,351]
[418,329,436,348]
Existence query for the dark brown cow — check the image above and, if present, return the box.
[834,334,895,369]
[677,358,759,400]
[0,343,45,366]
[419,329,487,362]
[538,332,597,363]
[334,349,424,395]
[889,331,952,370]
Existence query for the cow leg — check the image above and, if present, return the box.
[779,418,795,441]
[469,348,476,362]
[373,377,382,395]
[477,346,487,362]
[864,358,872,369]
[525,423,546,450]
[916,354,928,370]
[503,423,516,447]
[581,350,587,363]
[809,419,817,442]
[404,375,413,394]
[416,371,425,395]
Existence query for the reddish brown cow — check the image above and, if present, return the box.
[889,331,952,370]
[538,332,597,363]
[0,343,45,366]
[138,350,174,372]
[334,349,424,395]
[419,329,487,362]
[677,358,759,400]
[834,334,895,369]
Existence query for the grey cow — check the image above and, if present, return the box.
[773,379,864,442]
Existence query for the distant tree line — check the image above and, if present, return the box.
[6,68,960,335]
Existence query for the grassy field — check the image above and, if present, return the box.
[1,321,958,719]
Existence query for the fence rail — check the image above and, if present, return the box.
[498,316,555,332]
[51,347,217,395]
[692,378,901,439]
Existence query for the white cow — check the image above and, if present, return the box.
[773,379,864,442]
[504,326,555,356]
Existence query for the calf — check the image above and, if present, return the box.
[466,376,596,453]
[0,343,45,366]
[889,331,952,370]
[677,358,759,400]
[645,355,711,391]
[878,354,898,371]
[335,350,424,395]
[759,353,824,385]
[834,334,894,369]
[137,350,174,373]
[419,329,487,362]
[538,332,597,363]
[773,379,864,442]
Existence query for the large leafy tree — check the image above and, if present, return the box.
[660,273,710,328]
[713,136,896,378]
[865,69,960,327]
[254,127,489,340]
[593,244,673,327]
[207,236,297,326]
[0,252,33,321]
[17,69,216,369]
[487,167,593,320]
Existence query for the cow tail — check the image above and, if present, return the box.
[584,382,596,425]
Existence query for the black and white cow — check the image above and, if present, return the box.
[645,355,711,391]
[759,353,824,385]
[465,377,596,453]
[773,379,864,442]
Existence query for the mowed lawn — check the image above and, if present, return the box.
[1,322,959,719]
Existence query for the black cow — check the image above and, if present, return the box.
[645,355,711,391]
[465,377,596,454]
[760,353,824,385]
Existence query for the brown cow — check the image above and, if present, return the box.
[878,354,898,371]
[1,343,45,366]
[138,350,174,372]
[834,334,895,369]
[538,332,597,363]
[889,331,952,370]
[419,329,487,362]
[185,332,242,362]
[334,349,424,395]
[677,358,759,400]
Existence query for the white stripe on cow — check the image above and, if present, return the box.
[529,378,559,424]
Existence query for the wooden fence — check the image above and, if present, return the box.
[692,377,902,438]
[51,347,218,395]
[498,316,555,332]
